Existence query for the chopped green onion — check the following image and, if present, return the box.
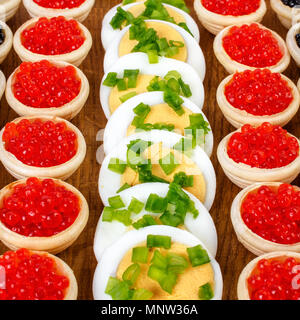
[187,245,210,267]
[117,78,127,91]
[178,22,193,36]
[178,78,192,97]
[124,69,140,88]
[159,211,183,227]
[135,123,175,132]
[131,288,153,300]
[108,195,125,209]
[173,137,193,154]
[148,265,166,282]
[117,183,131,193]
[169,40,184,48]
[132,214,158,229]
[164,70,181,81]
[103,72,118,87]
[145,194,168,213]
[159,152,179,175]
[151,250,168,269]
[159,272,177,294]
[110,7,134,29]
[166,78,180,93]
[120,91,137,103]
[105,277,131,300]
[163,0,190,13]
[199,283,214,300]
[164,88,184,116]
[122,263,141,286]
[128,197,144,214]
[167,253,189,274]
[102,207,114,222]
[173,172,194,187]
[147,234,171,249]
[122,0,135,4]
[114,209,132,226]
[147,50,159,63]
[132,247,149,263]
[132,103,151,128]
[108,158,127,174]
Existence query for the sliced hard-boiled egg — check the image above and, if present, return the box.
[103,91,213,156]
[93,225,223,300]
[98,130,216,210]
[103,20,206,79]
[94,182,218,260]
[100,52,204,118]
[101,0,200,50]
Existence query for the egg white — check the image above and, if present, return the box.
[103,20,206,79]
[98,130,216,211]
[93,225,223,300]
[103,91,213,156]
[101,1,200,50]
[100,52,205,119]
[94,182,218,261]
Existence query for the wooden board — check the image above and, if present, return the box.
[0,0,299,300]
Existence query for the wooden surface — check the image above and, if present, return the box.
[0,0,299,300]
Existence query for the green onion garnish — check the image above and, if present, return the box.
[132,214,158,229]
[122,263,141,286]
[117,183,131,193]
[108,158,127,174]
[131,288,153,300]
[173,172,194,187]
[178,78,192,97]
[108,195,125,209]
[120,91,137,103]
[164,70,181,81]
[105,277,131,300]
[167,253,189,274]
[128,197,144,214]
[163,88,184,115]
[145,194,168,213]
[117,78,127,91]
[113,209,132,226]
[187,245,210,267]
[124,69,140,88]
[159,152,179,175]
[147,234,171,249]
[199,283,214,300]
[147,50,159,64]
[132,247,149,263]
[151,250,168,269]
[102,207,114,222]
[103,72,118,87]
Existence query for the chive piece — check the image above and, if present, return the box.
[162,0,190,13]
[164,88,184,116]
[131,288,153,300]
[103,72,118,87]
[178,78,192,97]
[135,123,174,132]
[164,70,181,81]
[102,207,114,222]
[132,103,151,128]
[159,212,183,227]
[178,22,193,36]
[159,272,177,294]
[147,50,159,64]
[166,78,180,93]
[151,250,168,269]
[145,194,168,213]
[114,209,132,226]
[132,214,158,229]
[199,283,214,300]
[173,172,194,187]
[108,158,127,174]
[120,92,137,103]
[132,247,149,263]
[124,69,139,88]
[117,183,131,193]
[188,200,199,218]
[108,195,125,209]
[147,265,166,282]
[105,277,131,300]
[147,235,171,249]
[122,0,135,4]
[117,78,127,91]
[122,263,141,286]
[167,253,189,274]
[159,152,179,175]
[187,245,210,267]
[128,197,144,214]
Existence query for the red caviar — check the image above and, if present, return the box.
[21,16,85,55]
[242,184,300,244]
[33,0,85,9]
[248,257,300,300]
[0,177,80,237]
[13,60,81,108]
[2,119,78,167]
[202,0,260,16]
[224,69,293,116]
[0,248,69,300]
[222,23,283,68]
[227,123,299,169]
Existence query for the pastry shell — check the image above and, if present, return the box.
[0,0,21,21]
[231,182,300,256]
[5,60,89,120]
[194,0,266,35]
[213,23,290,74]
[217,129,300,188]
[13,17,92,66]
[270,0,300,29]
[237,251,300,300]
[216,72,300,128]
[286,22,300,66]
[0,20,13,64]
[0,178,89,254]
[23,0,95,22]
[0,115,86,180]
[0,70,6,101]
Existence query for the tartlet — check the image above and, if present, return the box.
[0,70,6,101]
[214,23,290,74]
[217,124,300,188]
[194,0,266,35]
[286,22,300,66]
[0,115,86,180]
[0,0,21,21]
[5,60,89,120]
[0,178,89,254]
[231,182,300,256]
[216,70,300,128]
[0,20,13,64]
[271,0,300,29]
[237,251,300,300]
[23,0,95,22]
[13,16,92,66]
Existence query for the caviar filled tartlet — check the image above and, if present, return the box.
[217,123,300,188]
[93,226,223,300]
[13,16,92,66]
[0,70,6,101]
[217,69,300,128]
[0,0,21,21]
[6,60,89,120]
[231,182,300,255]
[0,177,89,253]
[271,0,300,29]
[194,0,266,35]
[103,18,205,78]
[94,182,217,260]
[286,22,300,66]
[0,21,13,64]
[100,53,204,118]
[214,23,290,74]
[0,116,86,180]
[23,0,95,22]
[0,248,77,300]
[237,251,300,300]
[102,0,199,50]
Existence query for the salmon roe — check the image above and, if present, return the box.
[13,60,81,108]
[222,23,283,68]
[0,177,80,237]
[248,257,300,300]
[202,0,260,16]
[242,184,300,244]
[224,69,293,116]
[33,0,85,9]
[0,248,69,300]
[21,16,85,55]
[2,119,78,167]
[227,123,299,169]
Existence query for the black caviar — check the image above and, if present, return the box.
[0,27,5,45]
[281,0,300,7]
[296,33,300,48]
